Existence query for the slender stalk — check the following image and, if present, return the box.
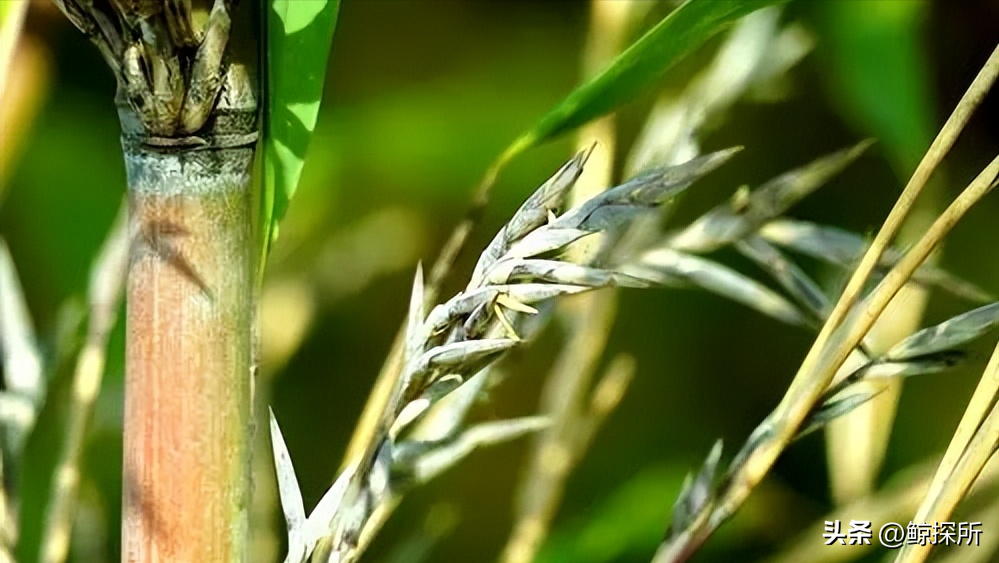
[500,3,631,562]
[118,68,257,562]
[765,458,998,563]
[41,206,128,563]
[657,156,999,563]
[913,338,999,523]
[342,160,505,468]
[0,456,9,563]
[934,499,999,563]
[825,282,926,502]
[0,31,50,200]
[0,0,28,102]
[769,46,998,443]
[896,428,998,563]
[653,46,999,562]
[894,339,999,563]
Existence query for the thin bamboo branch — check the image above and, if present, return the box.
[0,443,12,563]
[825,20,945,503]
[768,46,999,450]
[894,339,999,563]
[773,44,999,433]
[933,498,999,563]
[0,239,44,453]
[499,3,631,562]
[501,351,634,563]
[0,0,28,103]
[913,339,999,523]
[40,205,128,563]
[826,281,927,503]
[765,458,998,563]
[657,162,998,561]
[653,45,999,562]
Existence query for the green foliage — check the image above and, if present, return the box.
[535,466,688,563]
[260,0,341,281]
[811,0,935,174]
[501,0,788,164]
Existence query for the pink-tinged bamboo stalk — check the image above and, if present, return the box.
[118,70,257,562]
[50,0,261,560]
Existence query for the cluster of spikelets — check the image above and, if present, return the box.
[269,144,998,563]
[269,147,738,563]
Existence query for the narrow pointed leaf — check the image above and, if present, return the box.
[269,408,305,533]
[760,219,994,302]
[425,284,588,333]
[797,390,880,440]
[410,368,491,442]
[270,408,313,563]
[300,462,358,561]
[557,149,741,232]
[668,440,722,539]
[413,338,518,377]
[470,149,590,287]
[632,248,808,327]
[504,149,739,260]
[505,0,787,157]
[668,141,870,252]
[406,416,549,484]
[506,228,596,261]
[405,263,426,363]
[485,259,649,288]
[824,351,965,406]
[260,0,341,280]
[736,235,830,321]
[863,353,965,379]
[886,302,999,361]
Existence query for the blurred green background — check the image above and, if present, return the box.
[1,1,997,562]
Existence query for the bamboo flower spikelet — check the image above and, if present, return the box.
[269,147,742,563]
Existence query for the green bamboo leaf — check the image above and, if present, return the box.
[886,302,999,361]
[811,0,935,174]
[260,0,341,280]
[503,0,787,162]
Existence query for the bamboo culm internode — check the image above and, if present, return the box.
[52,1,260,561]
